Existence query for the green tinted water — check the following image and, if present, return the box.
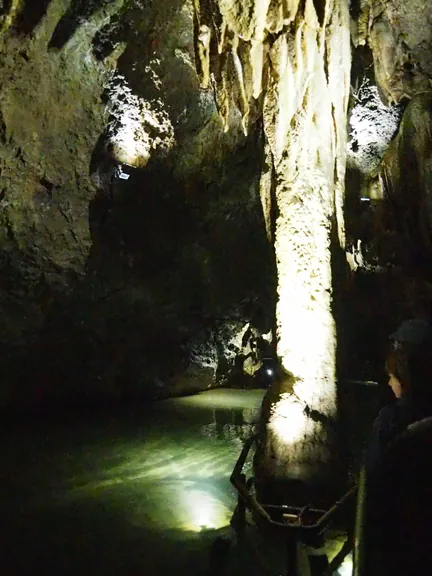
[1,389,265,575]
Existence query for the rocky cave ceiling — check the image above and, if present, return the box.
[0,0,431,411]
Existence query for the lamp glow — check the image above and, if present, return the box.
[269,393,309,447]
[107,71,174,169]
[182,488,231,532]
[336,553,353,576]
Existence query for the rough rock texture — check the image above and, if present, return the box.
[344,70,403,269]
[0,0,112,352]
[0,0,275,411]
[381,93,432,278]
[342,0,432,388]
[359,0,432,105]
[345,0,432,269]
[193,0,351,493]
[1,2,432,506]
[347,78,402,176]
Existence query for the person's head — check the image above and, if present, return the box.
[385,319,432,399]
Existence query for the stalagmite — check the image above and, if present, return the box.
[193,0,351,493]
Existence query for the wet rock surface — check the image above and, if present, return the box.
[0,0,275,410]
[359,0,432,105]
[1,0,432,414]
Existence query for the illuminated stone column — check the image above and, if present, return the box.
[193,0,351,484]
[262,0,351,480]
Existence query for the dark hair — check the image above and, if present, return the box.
[385,340,432,400]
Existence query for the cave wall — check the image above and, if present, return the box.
[2,0,432,413]
[381,93,432,276]
[359,0,432,105]
[192,0,352,491]
[0,0,275,411]
[340,0,432,381]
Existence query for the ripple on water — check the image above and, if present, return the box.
[56,388,265,534]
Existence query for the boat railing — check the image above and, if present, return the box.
[230,434,357,575]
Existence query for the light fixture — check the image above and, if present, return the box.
[115,163,135,181]
[182,488,231,532]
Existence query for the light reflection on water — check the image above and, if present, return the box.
[2,389,354,574]
[57,389,265,533]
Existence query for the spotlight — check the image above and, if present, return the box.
[115,163,135,181]
[183,488,231,532]
[255,357,278,389]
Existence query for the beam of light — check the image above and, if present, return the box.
[181,487,232,532]
[65,454,234,533]
[106,71,174,168]
[58,390,265,534]
[336,553,353,576]
[268,392,310,446]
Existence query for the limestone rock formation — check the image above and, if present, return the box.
[1,0,432,491]
[191,0,432,498]
[0,0,274,410]
[347,78,402,177]
[359,0,432,105]
[381,93,432,277]
[193,0,351,492]
[340,2,432,395]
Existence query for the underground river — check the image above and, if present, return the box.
[1,381,378,575]
[0,389,266,575]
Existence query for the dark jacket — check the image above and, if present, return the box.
[362,394,432,575]
[365,394,416,479]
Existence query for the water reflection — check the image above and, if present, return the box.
[54,389,264,535]
[2,389,356,574]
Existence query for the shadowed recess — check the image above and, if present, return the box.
[48,0,111,50]
[12,0,51,35]
[0,0,13,17]
[92,18,124,61]
[312,0,326,26]
[349,0,362,20]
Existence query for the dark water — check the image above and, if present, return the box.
[0,389,265,575]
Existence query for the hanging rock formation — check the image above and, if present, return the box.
[357,0,432,105]
[381,93,432,278]
[338,0,432,388]
[0,0,274,411]
[193,0,351,493]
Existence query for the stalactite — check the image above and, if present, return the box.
[259,139,275,242]
[0,0,24,37]
[193,0,351,489]
[357,0,370,46]
[231,35,250,134]
[197,24,212,88]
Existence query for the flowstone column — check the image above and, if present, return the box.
[193,0,351,496]
[262,0,351,490]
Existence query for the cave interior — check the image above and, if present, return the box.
[1,0,432,574]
